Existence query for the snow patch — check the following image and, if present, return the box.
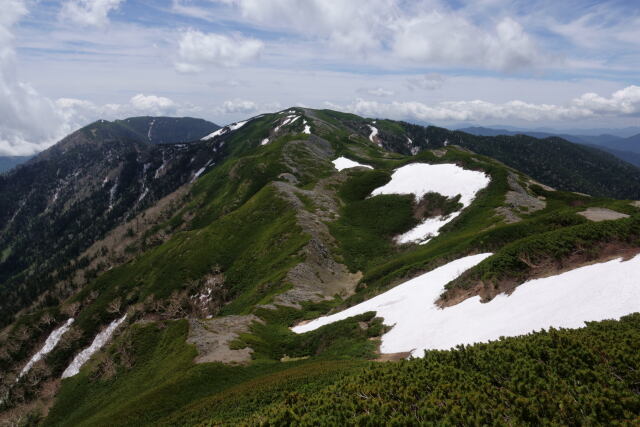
[62,314,127,379]
[274,115,300,133]
[201,120,248,141]
[332,157,373,171]
[261,138,269,146]
[137,188,149,203]
[293,254,640,357]
[371,163,489,244]
[372,163,489,206]
[302,120,311,134]
[19,319,74,379]
[396,212,461,244]
[194,167,206,179]
[368,125,379,144]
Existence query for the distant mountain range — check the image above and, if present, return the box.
[0,156,32,173]
[459,126,640,166]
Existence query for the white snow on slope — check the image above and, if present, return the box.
[303,120,311,134]
[19,318,74,379]
[294,254,640,357]
[368,125,379,144]
[396,212,461,244]
[274,115,299,133]
[62,314,127,379]
[192,167,206,182]
[261,138,269,146]
[201,120,248,141]
[332,157,373,171]
[371,163,490,244]
[372,163,489,206]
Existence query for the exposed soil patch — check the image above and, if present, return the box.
[578,207,630,222]
[375,351,413,362]
[431,148,446,158]
[438,242,640,308]
[187,315,261,364]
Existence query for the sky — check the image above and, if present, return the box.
[0,0,639,155]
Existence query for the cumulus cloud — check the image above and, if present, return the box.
[177,29,263,70]
[129,94,177,114]
[0,0,192,158]
[216,99,259,114]
[60,0,125,27]
[332,85,640,123]
[212,99,283,119]
[0,0,71,155]
[209,0,546,71]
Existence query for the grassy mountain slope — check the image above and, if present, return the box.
[1,108,639,424]
[0,117,224,327]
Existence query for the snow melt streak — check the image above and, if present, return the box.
[293,254,640,357]
[19,318,74,379]
[62,314,127,378]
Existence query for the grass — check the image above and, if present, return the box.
[45,313,640,426]
[44,316,373,427]
[446,214,640,294]
[248,313,640,425]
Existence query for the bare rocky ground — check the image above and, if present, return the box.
[578,207,630,222]
[496,172,546,223]
[269,137,362,308]
[189,133,364,363]
[187,315,261,364]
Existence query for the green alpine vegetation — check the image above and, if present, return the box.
[1,107,639,425]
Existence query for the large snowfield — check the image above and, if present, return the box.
[293,254,640,357]
[371,163,489,206]
[371,163,490,244]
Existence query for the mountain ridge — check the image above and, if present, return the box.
[1,107,639,425]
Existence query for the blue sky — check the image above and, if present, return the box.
[1,0,639,155]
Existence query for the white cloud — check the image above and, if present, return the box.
[129,94,177,114]
[572,86,640,116]
[174,62,203,74]
[209,0,546,71]
[177,29,263,69]
[60,0,125,27]
[0,0,71,155]
[333,85,640,123]
[360,87,395,97]
[216,99,258,114]
[406,73,445,90]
